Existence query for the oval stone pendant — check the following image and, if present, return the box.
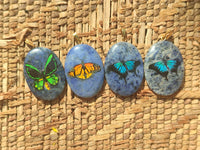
[105,42,144,96]
[144,41,184,96]
[65,44,104,98]
[24,47,66,101]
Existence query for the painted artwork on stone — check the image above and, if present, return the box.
[68,63,101,80]
[144,41,184,96]
[105,42,144,96]
[65,44,104,98]
[24,47,66,101]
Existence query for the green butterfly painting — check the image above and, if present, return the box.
[25,54,59,90]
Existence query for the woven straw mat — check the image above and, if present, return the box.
[0,0,200,149]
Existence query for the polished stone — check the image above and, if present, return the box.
[65,44,104,98]
[24,47,66,100]
[144,41,184,96]
[105,42,144,96]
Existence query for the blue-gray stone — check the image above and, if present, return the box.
[144,41,184,96]
[24,47,66,101]
[105,42,144,96]
[65,44,104,98]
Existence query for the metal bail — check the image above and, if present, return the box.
[160,30,173,41]
[25,39,35,48]
[121,29,127,41]
[73,32,81,44]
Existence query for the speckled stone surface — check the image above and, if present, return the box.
[105,42,144,96]
[144,41,184,96]
[24,47,66,101]
[65,44,104,98]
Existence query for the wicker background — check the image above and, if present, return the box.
[0,0,200,149]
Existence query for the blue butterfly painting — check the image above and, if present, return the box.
[149,58,180,80]
[107,60,140,83]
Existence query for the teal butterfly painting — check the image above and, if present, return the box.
[25,54,59,90]
[107,60,140,83]
[149,58,180,80]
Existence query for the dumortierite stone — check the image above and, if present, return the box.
[65,44,104,98]
[105,42,144,96]
[24,47,66,101]
[144,41,184,96]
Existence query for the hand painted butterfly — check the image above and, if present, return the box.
[68,63,101,79]
[25,54,59,90]
[107,60,140,83]
[149,58,180,80]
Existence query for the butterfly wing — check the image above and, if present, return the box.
[84,63,101,72]
[68,64,85,79]
[167,59,180,74]
[43,54,59,87]
[44,54,57,76]
[125,60,140,75]
[114,62,127,74]
[34,78,44,90]
[107,62,127,79]
[25,64,43,80]
[46,74,59,86]
[149,61,168,79]
[25,64,44,90]
[84,63,101,79]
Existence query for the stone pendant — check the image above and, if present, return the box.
[24,47,66,100]
[65,44,104,98]
[144,40,184,96]
[105,42,144,96]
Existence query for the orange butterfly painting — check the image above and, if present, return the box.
[68,63,101,79]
